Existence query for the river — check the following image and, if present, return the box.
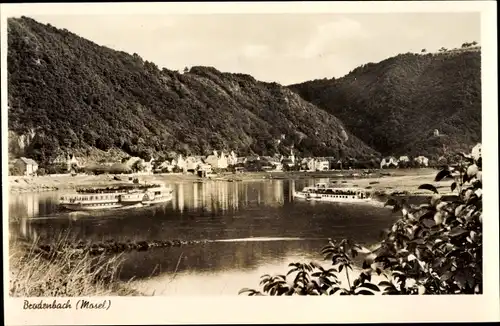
[8,178,400,296]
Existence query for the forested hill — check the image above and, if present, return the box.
[288,48,482,159]
[7,16,377,165]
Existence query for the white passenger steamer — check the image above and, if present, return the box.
[59,182,173,211]
[294,182,371,203]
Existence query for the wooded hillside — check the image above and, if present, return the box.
[7,17,378,165]
[289,49,482,158]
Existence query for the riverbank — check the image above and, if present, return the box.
[8,173,201,193]
[9,239,141,297]
[8,168,453,196]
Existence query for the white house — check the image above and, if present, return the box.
[302,158,329,171]
[157,160,175,172]
[199,163,212,172]
[175,154,187,172]
[15,157,39,176]
[380,157,399,169]
[185,156,203,171]
[52,154,81,172]
[124,157,153,174]
[124,157,139,167]
[124,157,143,169]
[205,150,229,169]
[205,152,218,169]
[414,156,429,167]
[142,158,154,174]
[281,158,295,168]
[471,143,481,161]
[280,152,296,168]
[273,162,283,171]
[306,158,315,171]
[398,156,410,163]
[289,150,296,164]
[218,152,229,169]
[265,157,282,171]
[299,158,309,170]
[314,159,330,171]
[51,153,67,165]
[227,151,238,166]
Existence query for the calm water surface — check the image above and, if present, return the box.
[9,178,398,295]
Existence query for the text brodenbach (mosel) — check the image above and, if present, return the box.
[23,299,111,310]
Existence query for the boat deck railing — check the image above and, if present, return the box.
[75,183,164,194]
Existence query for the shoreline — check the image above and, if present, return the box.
[8,168,453,197]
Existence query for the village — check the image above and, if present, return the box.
[10,148,440,178]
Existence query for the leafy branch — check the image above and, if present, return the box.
[240,146,482,296]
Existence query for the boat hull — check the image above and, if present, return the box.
[61,196,172,211]
[61,203,124,211]
[143,195,173,205]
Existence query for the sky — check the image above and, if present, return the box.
[28,13,481,85]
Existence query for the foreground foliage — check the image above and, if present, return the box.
[240,148,482,295]
[9,238,139,297]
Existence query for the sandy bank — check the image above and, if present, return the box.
[8,173,200,193]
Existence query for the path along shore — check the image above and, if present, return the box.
[8,168,453,196]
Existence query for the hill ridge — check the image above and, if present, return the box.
[288,48,482,158]
[7,16,377,166]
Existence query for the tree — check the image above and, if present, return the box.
[96,137,113,151]
[82,131,97,147]
[240,147,482,296]
[109,163,131,174]
[9,166,23,176]
[131,160,145,172]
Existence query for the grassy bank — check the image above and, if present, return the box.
[9,238,141,297]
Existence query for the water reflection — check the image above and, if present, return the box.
[118,238,326,280]
[9,179,399,295]
[169,180,286,214]
[9,192,60,220]
[9,179,396,247]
